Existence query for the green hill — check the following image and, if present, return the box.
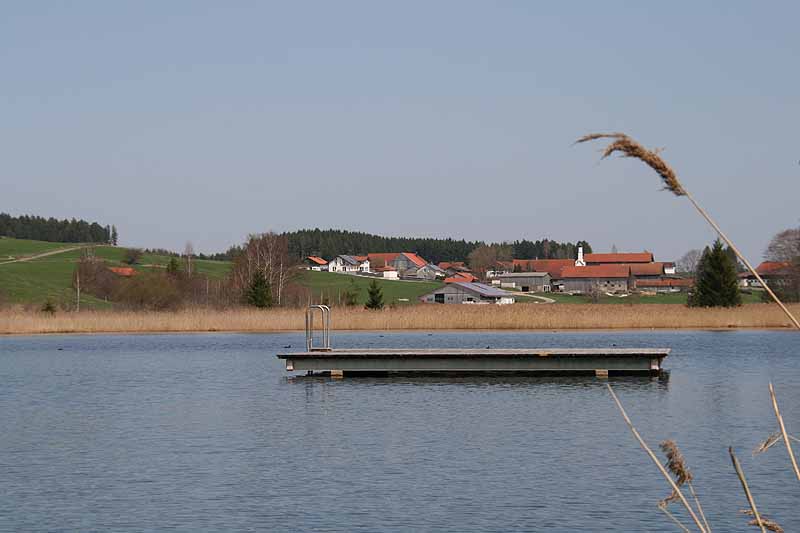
[0,238,232,308]
[0,237,80,261]
[297,270,442,306]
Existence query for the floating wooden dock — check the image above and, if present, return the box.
[277,348,669,376]
[279,307,670,376]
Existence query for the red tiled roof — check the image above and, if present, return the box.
[352,255,369,262]
[630,263,667,276]
[445,272,478,283]
[438,261,467,270]
[560,265,631,279]
[108,267,136,277]
[367,253,399,266]
[756,261,792,275]
[366,252,427,268]
[637,278,693,287]
[374,265,396,272]
[402,252,428,268]
[585,252,653,264]
[306,256,327,265]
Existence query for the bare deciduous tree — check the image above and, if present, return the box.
[677,249,703,274]
[184,241,194,276]
[468,244,512,280]
[765,228,800,263]
[230,232,299,306]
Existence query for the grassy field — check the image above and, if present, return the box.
[0,238,80,261]
[0,238,232,307]
[1,302,797,335]
[296,270,442,306]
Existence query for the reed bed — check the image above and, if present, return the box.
[1,303,798,335]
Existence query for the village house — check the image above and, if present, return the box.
[415,263,447,280]
[373,265,399,280]
[367,252,431,279]
[438,261,471,276]
[739,261,794,288]
[636,278,693,293]
[419,282,515,305]
[492,272,551,292]
[304,256,328,271]
[559,265,633,294]
[328,255,370,274]
[444,272,479,283]
[583,252,654,265]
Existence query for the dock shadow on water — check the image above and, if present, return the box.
[285,371,670,390]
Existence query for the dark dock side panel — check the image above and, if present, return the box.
[277,348,670,376]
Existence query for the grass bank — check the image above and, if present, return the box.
[1,303,797,335]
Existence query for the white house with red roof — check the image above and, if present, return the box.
[328,255,370,274]
[304,256,328,271]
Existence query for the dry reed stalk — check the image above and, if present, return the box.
[660,440,712,532]
[2,303,800,335]
[576,132,800,331]
[768,383,800,481]
[753,432,800,456]
[729,447,766,533]
[740,510,784,533]
[658,501,692,533]
[606,385,708,533]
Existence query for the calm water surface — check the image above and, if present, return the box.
[1,330,799,532]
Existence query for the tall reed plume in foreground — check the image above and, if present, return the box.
[609,383,795,531]
[576,132,800,331]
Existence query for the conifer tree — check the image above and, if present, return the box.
[246,270,272,308]
[166,257,181,276]
[688,239,741,307]
[111,226,118,246]
[365,279,384,310]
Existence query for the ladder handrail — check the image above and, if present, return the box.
[305,305,331,351]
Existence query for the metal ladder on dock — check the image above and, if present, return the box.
[305,305,332,352]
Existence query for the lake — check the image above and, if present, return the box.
[1,330,799,532]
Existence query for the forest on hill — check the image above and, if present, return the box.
[0,213,116,244]
[283,228,592,263]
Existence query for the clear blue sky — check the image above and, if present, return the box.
[2,1,798,261]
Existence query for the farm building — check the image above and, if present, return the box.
[367,252,428,277]
[584,252,654,265]
[438,261,470,275]
[487,258,573,279]
[373,265,399,280]
[636,279,693,293]
[629,262,672,279]
[328,255,370,274]
[445,272,478,283]
[493,272,551,292]
[305,256,328,271]
[739,261,794,288]
[559,265,632,294]
[416,263,446,280]
[419,282,515,305]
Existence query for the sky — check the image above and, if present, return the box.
[2,2,798,261]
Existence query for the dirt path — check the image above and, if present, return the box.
[512,292,555,304]
[0,246,85,265]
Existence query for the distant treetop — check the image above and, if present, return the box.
[0,213,113,244]
[282,228,591,264]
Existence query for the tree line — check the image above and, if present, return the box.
[0,213,117,244]
[284,228,591,263]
